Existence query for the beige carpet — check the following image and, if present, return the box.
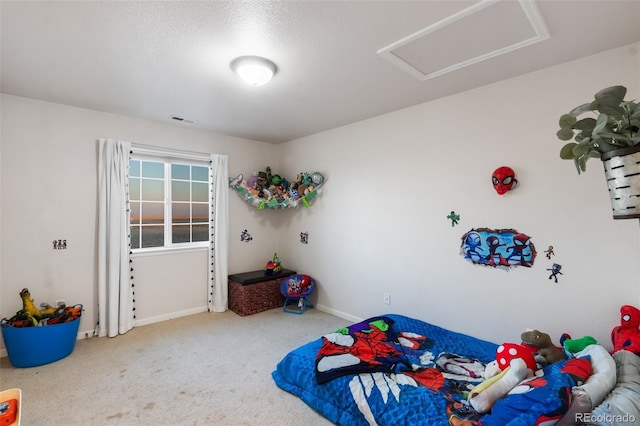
[0,308,351,425]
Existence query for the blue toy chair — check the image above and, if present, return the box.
[280,274,315,314]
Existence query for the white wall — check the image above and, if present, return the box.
[1,43,639,358]
[278,43,640,349]
[0,95,285,351]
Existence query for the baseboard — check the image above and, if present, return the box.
[314,303,363,324]
[134,306,209,327]
[1,305,353,359]
[0,306,210,359]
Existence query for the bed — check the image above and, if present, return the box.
[272,314,640,426]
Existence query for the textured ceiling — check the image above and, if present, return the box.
[2,0,639,144]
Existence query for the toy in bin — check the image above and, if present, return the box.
[1,288,82,368]
[264,252,283,275]
[281,274,315,314]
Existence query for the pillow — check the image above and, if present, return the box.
[557,345,617,425]
[590,350,640,425]
[573,344,617,407]
[555,387,592,426]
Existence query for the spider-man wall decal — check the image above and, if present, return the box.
[460,228,536,269]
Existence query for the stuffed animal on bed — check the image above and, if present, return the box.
[611,304,640,355]
[521,329,567,366]
[469,357,530,413]
[562,335,597,354]
[468,342,537,413]
[495,343,538,373]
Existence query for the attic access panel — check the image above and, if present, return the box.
[377,0,549,81]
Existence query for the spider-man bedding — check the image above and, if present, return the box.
[272,314,591,426]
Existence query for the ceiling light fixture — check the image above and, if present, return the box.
[230,56,277,87]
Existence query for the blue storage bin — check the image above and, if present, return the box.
[1,309,81,368]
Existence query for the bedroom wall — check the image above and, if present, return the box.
[277,42,640,350]
[0,94,285,351]
[1,43,638,358]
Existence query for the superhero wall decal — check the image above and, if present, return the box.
[460,228,536,269]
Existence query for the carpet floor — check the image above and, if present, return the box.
[1,308,351,425]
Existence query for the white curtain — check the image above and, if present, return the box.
[97,138,135,337]
[208,154,229,312]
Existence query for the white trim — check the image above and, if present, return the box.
[0,306,212,357]
[133,306,209,327]
[0,306,356,358]
[377,0,550,81]
[314,303,363,324]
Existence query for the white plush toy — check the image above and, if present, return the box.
[468,358,530,413]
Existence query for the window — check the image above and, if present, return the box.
[129,157,209,250]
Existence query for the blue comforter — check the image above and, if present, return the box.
[272,314,584,425]
[272,314,498,425]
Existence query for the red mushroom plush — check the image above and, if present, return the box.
[469,357,529,413]
[469,344,537,413]
[496,343,538,372]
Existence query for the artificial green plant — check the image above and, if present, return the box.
[556,85,640,174]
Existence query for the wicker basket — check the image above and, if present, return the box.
[601,145,640,220]
[228,278,286,316]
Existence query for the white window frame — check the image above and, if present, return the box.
[129,146,210,254]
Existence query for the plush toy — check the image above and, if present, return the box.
[264,252,282,275]
[563,335,598,354]
[495,343,538,373]
[611,305,640,355]
[301,172,313,186]
[469,341,545,413]
[246,173,259,189]
[469,357,529,413]
[311,172,324,186]
[521,329,567,365]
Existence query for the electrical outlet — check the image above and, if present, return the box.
[383,293,390,305]
[56,300,66,308]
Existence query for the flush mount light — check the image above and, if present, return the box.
[230,56,277,86]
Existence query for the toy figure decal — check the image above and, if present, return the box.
[546,263,563,283]
[460,228,537,269]
[240,229,253,242]
[544,245,555,259]
[52,239,67,250]
[447,211,460,227]
[300,231,309,244]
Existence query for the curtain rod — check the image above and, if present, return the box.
[130,143,211,162]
